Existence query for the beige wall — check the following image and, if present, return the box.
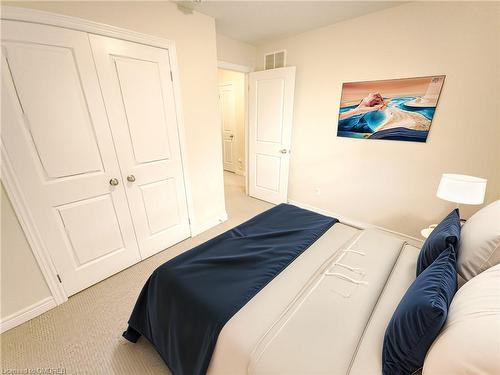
[1,184,51,320]
[216,33,256,68]
[218,69,246,175]
[256,2,500,237]
[5,1,226,228]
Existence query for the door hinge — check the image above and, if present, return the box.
[170,70,173,81]
[56,274,62,283]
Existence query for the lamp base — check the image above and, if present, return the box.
[455,204,466,225]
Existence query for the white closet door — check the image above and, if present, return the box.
[248,67,296,204]
[89,35,190,259]
[219,83,236,172]
[1,21,141,296]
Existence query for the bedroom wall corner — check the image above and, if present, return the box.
[255,1,500,237]
[216,33,257,69]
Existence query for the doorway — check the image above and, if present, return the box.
[217,63,296,206]
[218,68,246,178]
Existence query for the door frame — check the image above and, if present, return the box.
[1,6,196,304]
[217,60,252,194]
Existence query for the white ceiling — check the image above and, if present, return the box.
[177,1,404,45]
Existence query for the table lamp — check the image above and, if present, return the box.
[421,174,487,238]
[437,173,487,218]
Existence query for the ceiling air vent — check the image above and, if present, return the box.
[264,50,286,70]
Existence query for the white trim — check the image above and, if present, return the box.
[1,144,68,305]
[2,6,175,50]
[243,73,249,195]
[1,6,197,296]
[190,211,228,237]
[168,43,196,237]
[288,200,423,247]
[0,297,56,334]
[217,60,253,73]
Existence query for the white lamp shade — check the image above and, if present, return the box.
[437,174,487,205]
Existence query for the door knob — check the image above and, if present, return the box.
[109,178,119,186]
[127,175,136,182]
[229,134,234,139]
[279,149,287,154]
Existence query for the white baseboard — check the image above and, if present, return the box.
[190,211,228,237]
[0,296,56,334]
[288,200,423,247]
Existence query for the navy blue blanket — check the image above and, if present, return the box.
[123,204,337,375]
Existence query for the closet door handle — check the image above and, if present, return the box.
[127,175,136,183]
[109,178,119,186]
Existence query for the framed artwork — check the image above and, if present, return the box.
[337,75,445,142]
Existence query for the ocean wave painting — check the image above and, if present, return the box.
[337,76,445,142]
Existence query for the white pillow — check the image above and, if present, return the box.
[458,200,500,280]
[423,263,500,374]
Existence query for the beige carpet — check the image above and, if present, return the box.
[0,172,272,374]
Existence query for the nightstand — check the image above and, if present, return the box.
[420,224,437,239]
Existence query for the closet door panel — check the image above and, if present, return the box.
[139,178,180,235]
[89,35,190,259]
[57,195,126,266]
[5,42,102,178]
[1,21,141,296]
[114,57,172,163]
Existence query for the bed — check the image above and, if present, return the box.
[124,201,500,375]
[124,204,421,375]
[209,225,420,374]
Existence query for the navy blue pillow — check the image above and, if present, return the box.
[382,245,457,375]
[417,208,460,275]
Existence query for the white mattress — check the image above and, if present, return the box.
[207,223,420,374]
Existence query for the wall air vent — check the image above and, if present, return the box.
[264,50,286,70]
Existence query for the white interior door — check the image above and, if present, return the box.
[89,35,190,259]
[219,83,236,172]
[248,67,296,204]
[1,21,141,296]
